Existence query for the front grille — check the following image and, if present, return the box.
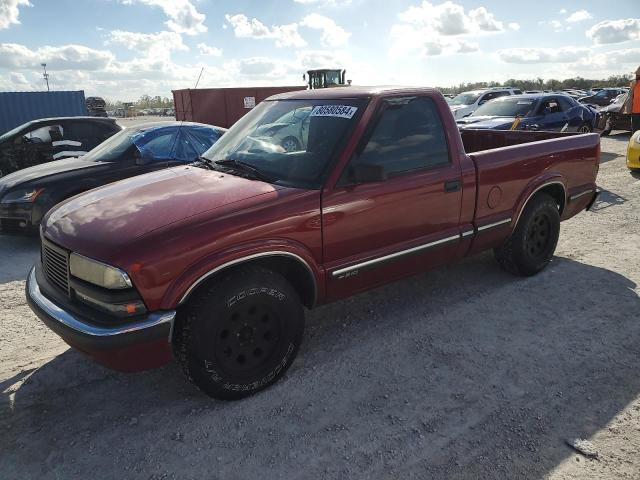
[42,238,70,295]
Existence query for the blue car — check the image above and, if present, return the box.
[0,122,226,232]
[457,94,597,133]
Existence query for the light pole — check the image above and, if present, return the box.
[41,63,50,91]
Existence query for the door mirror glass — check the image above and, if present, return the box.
[135,148,154,166]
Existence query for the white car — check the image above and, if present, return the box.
[449,88,521,120]
[254,106,312,152]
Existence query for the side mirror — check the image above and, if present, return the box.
[478,100,487,105]
[350,163,386,184]
[135,148,154,166]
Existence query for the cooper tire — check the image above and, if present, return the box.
[494,193,560,277]
[174,266,304,400]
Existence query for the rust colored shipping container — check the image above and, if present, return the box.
[172,86,306,128]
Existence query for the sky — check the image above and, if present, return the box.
[0,0,638,101]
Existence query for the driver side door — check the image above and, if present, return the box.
[322,96,463,301]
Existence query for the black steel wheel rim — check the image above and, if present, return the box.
[526,212,551,259]
[213,302,284,377]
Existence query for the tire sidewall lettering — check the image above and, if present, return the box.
[203,342,295,392]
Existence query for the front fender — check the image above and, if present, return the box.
[160,239,324,310]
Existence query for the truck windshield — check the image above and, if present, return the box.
[450,92,481,106]
[201,98,367,189]
[473,98,535,117]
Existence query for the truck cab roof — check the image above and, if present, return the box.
[267,86,441,101]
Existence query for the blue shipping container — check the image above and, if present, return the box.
[0,91,88,135]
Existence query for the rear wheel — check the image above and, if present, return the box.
[578,123,592,133]
[494,193,560,276]
[174,266,305,400]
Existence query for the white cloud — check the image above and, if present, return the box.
[508,22,520,31]
[566,10,592,23]
[197,43,222,56]
[397,1,507,35]
[0,43,115,70]
[293,0,351,5]
[0,0,31,29]
[559,8,567,14]
[296,49,350,70]
[390,1,509,57]
[497,46,590,64]
[586,18,640,45]
[119,0,206,35]
[224,13,307,48]
[300,14,350,47]
[541,20,564,32]
[108,30,188,57]
[468,7,503,32]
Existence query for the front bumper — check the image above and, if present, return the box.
[0,202,34,232]
[26,266,175,372]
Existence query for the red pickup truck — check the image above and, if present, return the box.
[26,87,599,399]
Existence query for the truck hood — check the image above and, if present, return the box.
[457,116,515,130]
[42,165,284,255]
[0,157,103,190]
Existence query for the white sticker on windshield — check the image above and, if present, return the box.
[310,105,358,119]
[517,101,533,105]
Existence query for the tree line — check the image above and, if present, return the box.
[439,74,633,94]
[104,95,174,111]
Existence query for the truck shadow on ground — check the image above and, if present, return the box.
[2,254,639,479]
[0,234,40,283]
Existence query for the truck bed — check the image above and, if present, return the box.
[460,129,600,254]
[460,129,584,153]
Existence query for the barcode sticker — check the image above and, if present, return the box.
[310,105,358,119]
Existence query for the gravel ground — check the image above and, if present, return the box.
[1,132,639,479]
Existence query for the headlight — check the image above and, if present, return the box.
[632,132,640,145]
[69,253,132,289]
[1,187,44,204]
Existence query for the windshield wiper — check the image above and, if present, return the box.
[193,156,217,170]
[215,159,275,183]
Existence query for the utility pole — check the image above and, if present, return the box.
[41,63,50,91]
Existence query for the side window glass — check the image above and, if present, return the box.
[24,124,63,143]
[345,96,450,184]
[138,132,176,161]
[557,97,574,111]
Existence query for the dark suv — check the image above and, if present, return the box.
[0,117,121,177]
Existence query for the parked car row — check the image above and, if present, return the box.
[448,86,629,122]
[456,93,597,133]
[0,121,225,232]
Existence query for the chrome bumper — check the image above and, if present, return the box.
[26,266,175,338]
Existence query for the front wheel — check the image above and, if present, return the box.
[174,266,304,400]
[494,193,560,276]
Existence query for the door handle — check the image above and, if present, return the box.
[444,179,461,193]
